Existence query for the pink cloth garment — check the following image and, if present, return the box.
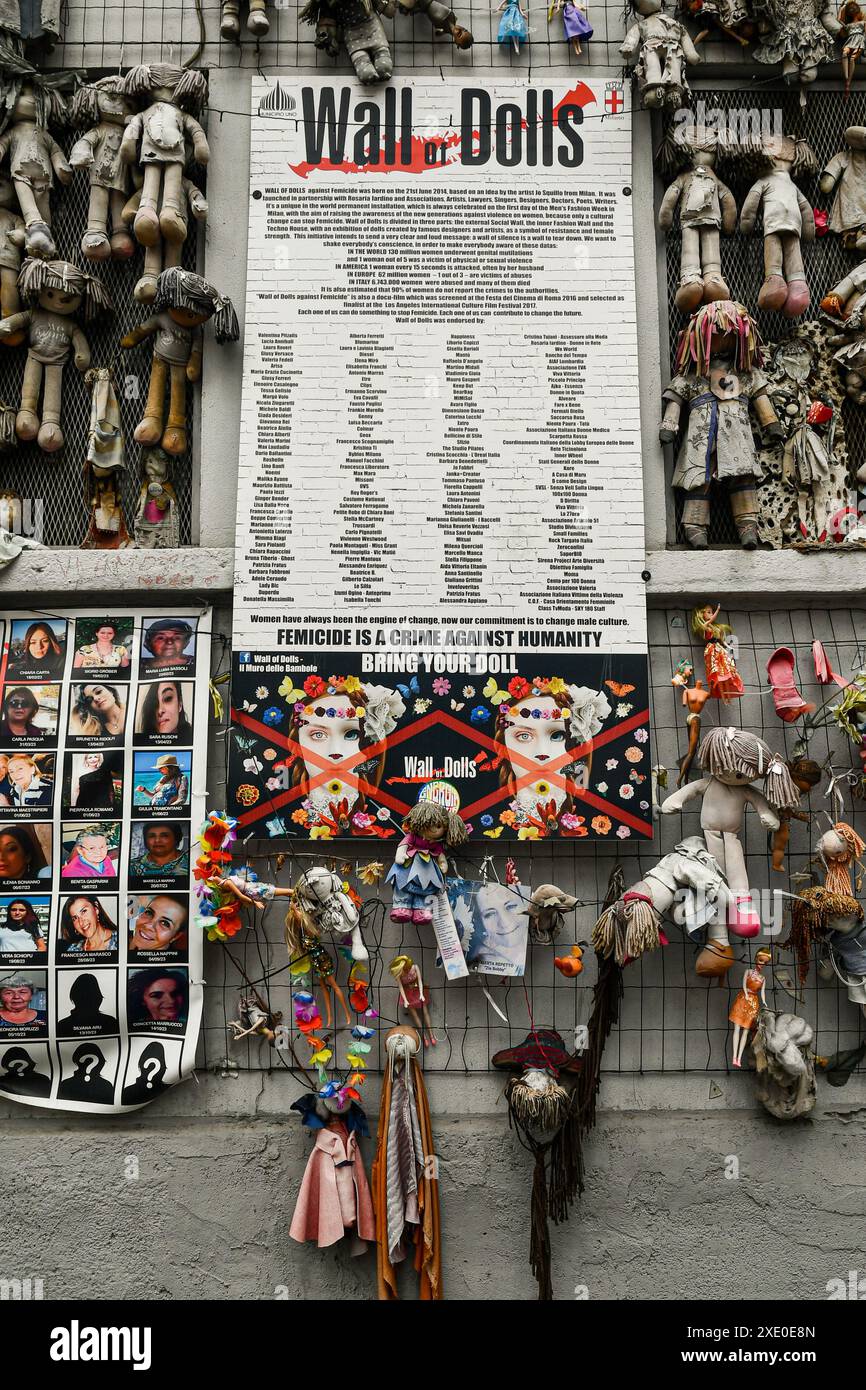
[289,1120,375,1255]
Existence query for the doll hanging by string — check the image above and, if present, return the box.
[818,822,865,894]
[656,121,737,313]
[387,798,468,925]
[691,604,744,701]
[286,892,351,1029]
[300,0,396,85]
[548,0,592,54]
[0,59,75,259]
[839,3,866,93]
[620,0,702,110]
[69,77,137,263]
[738,134,817,319]
[390,954,435,1047]
[119,65,209,250]
[497,0,529,50]
[729,947,772,1068]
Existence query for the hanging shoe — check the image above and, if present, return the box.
[812,640,849,689]
[728,894,761,938]
[766,647,816,722]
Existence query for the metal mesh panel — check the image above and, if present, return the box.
[662,88,866,547]
[0,114,201,546]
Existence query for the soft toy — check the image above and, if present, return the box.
[120,267,239,456]
[523,883,579,945]
[0,71,72,258]
[820,126,866,252]
[752,0,840,85]
[620,0,701,109]
[221,0,271,39]
[300,0,396,84]
[660,726,800,937]
[0,258,112,452]
[787,884,864,995]
[752,1010,816,1120]
[657,122,737,312]
[0,175,24,341]
[386,799,468,925]
[133,449,179,548]
[661,302,783,549]
[119,64,209,250]
[294,865,368,963]
[81,366,130,548]
[69,77,137,262]
[739,134,817,318]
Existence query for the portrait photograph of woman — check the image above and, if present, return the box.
[57,895,119,961]
[60,823,121,883]
[63,751,123,815]
[72,618,133,676]
[132,753,191,813]
[68,683,127,742]
[0,685,60,741]
[0,896,49,958]
[6,619,67,681]
[133,680,194,746]
[0,753,54,813]
[128,822,189,885]
[0,824,51,887]
[127,967,189,1033]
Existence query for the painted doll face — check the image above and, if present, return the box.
[38,287,82,316]
[503,697,569,770]
[298,708,363,797]
[714,770,755,787]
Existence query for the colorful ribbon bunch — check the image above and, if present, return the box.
[194,812,242,941]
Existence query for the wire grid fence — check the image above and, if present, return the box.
[201,606,866,1083]
[661,88,866,546]
[0,122,199,546]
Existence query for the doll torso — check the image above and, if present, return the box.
[26,310,77,365]
[153,312,194,364]
[679,166,723,227]
[90,123,129,191]
[666,365,767,488]
[700,777,753,834]
[7,122,54,185]
[0,207,21,271]
[754,0,836,61]
[636,12,685,48]
[400,964,424,1006]
[139,102,187,164]
[753,169,803,236]
[826,148,866,233]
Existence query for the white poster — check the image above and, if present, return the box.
[0,607,210,1112]
[230,76,652,844]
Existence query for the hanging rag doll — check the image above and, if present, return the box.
[0,175,24,340]
[289,1092,375,1254]
[389,954,435,1047]
[660,726,801,937]
[728,946,771,1066]
[387,799,468,925]
[294,865,369,963]
[0,66,73,259]
[119,64,209,250]
[770,756,819,869]
[820,127,866,252]
[69,77,137,262]
[678,0,755,43]
[372,1026,442,1300]
[396,0,473,48]
[839,2,866,92]
[81,366,131,548]
[657,121,737,313]
[661,302,783,549]
[300,0,396,84]
[285,892,352,1028]
[0,257,112,452]
[121,159,208,304]
[789,886,866,1016]
[739,134,817,318]
[497,0,529,50]
[620,0,702,110]
[548,0,592,54]
[120,267,240,456]
[132,449,179,548]
[221,0,271,38]
[752,0,841,84]
[523,883,579,945]
[752,1010,816,1118]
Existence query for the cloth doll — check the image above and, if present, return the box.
[679,0,754,43]
[0,70,72,258]
[818,822,864,895]
[300,0,396,84]
[0,257,112,452]
[69,77,137,262]
[657,123,737,313]
[790,887,866,1017]
[389,954,435,1046]
[294,865,368,962]
[285,894,351,1028]
[548,0,592,54]
[122,162,208,303]
[119,65,209,250]
[660,726,800,937]
[387,799,468,925]
[81,367,131,548]
[752,0,841,83]
[752,1010,816,1118]
[133,449,179,548]
[620,0,702,110]
[0,175,23,343]
[839,2,866,92]
[396,0,473,47]
[497,0,529,50]
[523,883,579,945]
[820,127,866,253]
[661,302,783,549]
[120,267,240,457]
[819,267,866,424]
[221,0,271,39]
[729,947,771,1066]
[739,135,817,318]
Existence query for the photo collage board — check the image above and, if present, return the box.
[0,607,211,1112]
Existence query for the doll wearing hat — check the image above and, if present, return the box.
[135,755,188,809]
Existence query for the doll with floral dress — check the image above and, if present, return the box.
[839,3,866,92]
[548,0,592,53]
[387,800,468,925]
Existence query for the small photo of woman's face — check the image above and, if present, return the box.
[27,629,51,660]
[298,712,362,771]
[503,698,568,768]
[9,900,28,921]
[131,896,187,951]
[77,834,108,866]
[143,977,183,1022]
[7,757,35,787]
[152,683,182,735]
[69,897,101,941]
[96,626,116,642]
[477,885,525,943]
[83,753,103,771]
[0,833,28,878]
[84,685,117,713]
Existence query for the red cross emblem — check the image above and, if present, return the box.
[605,88,624,114]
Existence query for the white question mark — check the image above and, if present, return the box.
[142,1056,161,1090]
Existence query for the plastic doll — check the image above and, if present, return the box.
[69,77,137,262]
[119,65,209,250]
[770,757,818,871]
[660,303,783,550]
[221,0,271,39]
[729,948,771,1067]
[739,135,817,318]
[390,954,435,1046]
[0,73,72,259]
[657,123,737,312]
[660,726,800,936]
[0,258,112,452]
[620,0,701,110]
[838,2,866,92]
[548,0,592,54]
[120,267,239,456]
[133,449,179,548]
[300,0,396,84]
[397,0,473,47]
[820,127,866,253]
[497,0,529,50]
[285,896,351,1029]
[752,0,841,84]
[387,799,468,925]
[0,176,24,346]
[122,162,208,303]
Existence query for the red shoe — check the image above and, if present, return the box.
[728,894,760,938]
[812,640,849,689]
[766,647,815,722]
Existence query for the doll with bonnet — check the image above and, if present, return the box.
[660,726,800,937]
[387,796,467,925]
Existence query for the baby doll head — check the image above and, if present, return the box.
[122,63,208,113]
[402,798,468,848]
[17,257,112,321]
[153,268,240,342]
[674,300,762,375]
[71,76,133,127]
[698,726,800,810]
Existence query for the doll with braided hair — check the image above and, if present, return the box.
[387,798,468,925]
[120,268,239,456]
[818,822,865,895]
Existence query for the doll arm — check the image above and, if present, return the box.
[680,28,702,64]
[186,326,203,382]
[120,317,160,349]
[0,309,30,339]
[119,113,142,164]
[47,134,72,184]
[620,21,642,59]
[436,851,449,872]
[750,388,784,437]
[718,179,738,236]
[183,178,208,222]
[797,190,816,243]
[738,180,764,235]
[394,836,410,866]
[660,777,710,813]
[820,152,845,197]
[182,114,210,166]
[71,326,90,371]
[414,967,426,1003]
[70,127,98,169]
[396,977,410,1006]
[743,786,780,831]
[657,175,683,232]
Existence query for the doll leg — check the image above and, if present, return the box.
[412,891,435,925]
[0,268,23,347]
[248,0,270,35]
[371,32,394,78]
[37,364,64,452]
[406,1003,424,1035]
[699,226,730,302]
[422,1005,436,1046]
[220,0,241,37]
[675,227,705,313]
[134,356,167,446]
[329,978,352,1027]
[728,481,758,550]
[319,977,333,1029]
[162,364,188,456]
[135,243,163,304]
[722,830,760,937]
[758,231,788,312]
[16,353,43,441]
[771,815,789,873]
[348,920,369,963]
[390,883,414,923]
[780,231,809,318]
[109,190,135,260]
[81,185,111,260]
[638,49,665,108]
[134,165,163,248]
[159,164,188,245]
[781,56,798,82]
[799,60,818,84]
[13,178,55,258]
[681,488,710,548]
[347,43,379,83]
[731,1023,745,1067]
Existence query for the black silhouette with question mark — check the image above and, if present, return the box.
[57,1043,115,1104]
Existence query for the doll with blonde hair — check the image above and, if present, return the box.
[390,953,435,1046]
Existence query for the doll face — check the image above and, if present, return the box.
[503,698,569,769]
[635,0,663,13]
[764,135,795,169]
[714,770,755,787]
[98,90,133,121]
[168,307,208,329]
[13,88,37,122]
[38,288,82,316]
[145,459,168,484]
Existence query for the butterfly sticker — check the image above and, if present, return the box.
[482,677,509,706]
[483,826,505,839]
[240,700,259,714]
[396,675,421,700]
[605,681,636,697]
[450,699,465,712]
[277,678,306,704]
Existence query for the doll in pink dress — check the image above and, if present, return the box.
[390,953,435,1047]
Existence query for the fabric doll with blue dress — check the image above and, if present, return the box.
[387,799,468,925]
[497,0,528,51]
